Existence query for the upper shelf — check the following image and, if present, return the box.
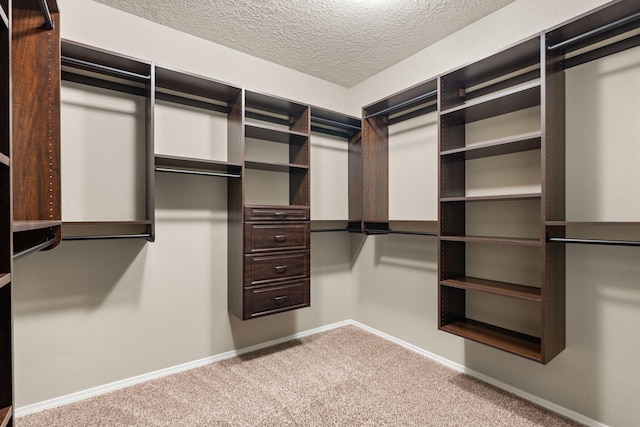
[61,39,152,95]
[245,90,307,118]
[440,81,540,124]
[363,78,438,123]
[155,66,241,107]
[310,106,361,139]
[547,0,640,54]
[13,220,61,233]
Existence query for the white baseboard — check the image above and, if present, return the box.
[16,319,352,418]
[350,320,608,427]
[17,319,606,427]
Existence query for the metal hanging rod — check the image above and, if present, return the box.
[62,56,151,81]
[63,234,152,241]
[13,235,56,260]
[548,10,640,51]
[548,237,640,247]
[364,90,438,119]
[38,0,54,30]
[155,167,241,179]
[310,116,361,131]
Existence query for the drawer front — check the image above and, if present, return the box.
[246,280,310,318]
[245,251,309,285]
[245,223,309,253]
[245,206,310,222]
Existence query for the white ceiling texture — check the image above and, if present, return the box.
[94,0,515,88]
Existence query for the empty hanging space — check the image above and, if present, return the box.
[545,1,640,247]
[358,78,439,235]
[60,41,154,241]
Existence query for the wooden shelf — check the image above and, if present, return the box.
[155,154,242,176]
[0,405,12,427]
[546,221,640,227]
[0,153,8,167]
[0,273,9,289]
[13,220,61,233]
[62,221,152,240]
[440,81,540,123]
[441,193,541,203]
[439,235,541,246]
[440,319,542,362]
[155,65,241,104]
[245,90,307,118]
[440,132,541,159]
[441,277,541,302]
[245,123,308,144]
[245,160,309,173]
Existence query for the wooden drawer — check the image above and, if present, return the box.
[245,206,309,222]
[245,222,309,253]
[245,280,310,318]
[245,251,309,285]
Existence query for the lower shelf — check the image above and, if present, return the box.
[0,406,12,427]
[440,318,542,362]
[62,221,153,241]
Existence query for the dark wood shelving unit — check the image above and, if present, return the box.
[61,40,155,242]
[438,32,565,364]
[228,90,312,320]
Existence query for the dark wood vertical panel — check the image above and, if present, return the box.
[227,91,244,319]
[348,131,362,227]
[541,32,566,363]
[145,65,156,241]
[362,115,388,222]
[12,1,60,225]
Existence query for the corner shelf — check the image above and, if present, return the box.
[12,220,62,233]
[244,160,309,173]
[245,123,308,144]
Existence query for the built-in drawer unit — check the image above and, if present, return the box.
[244,222,309,253]
[245,279,310,318]
[244,250,310,286]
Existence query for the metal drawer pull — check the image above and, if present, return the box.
[274,265,288,274]
[274,296,288,303]
[274,235,288,242]
[274,212,288,219]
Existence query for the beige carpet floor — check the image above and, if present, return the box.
[18,326,582,426]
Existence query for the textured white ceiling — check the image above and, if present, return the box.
[94,0,515,88]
